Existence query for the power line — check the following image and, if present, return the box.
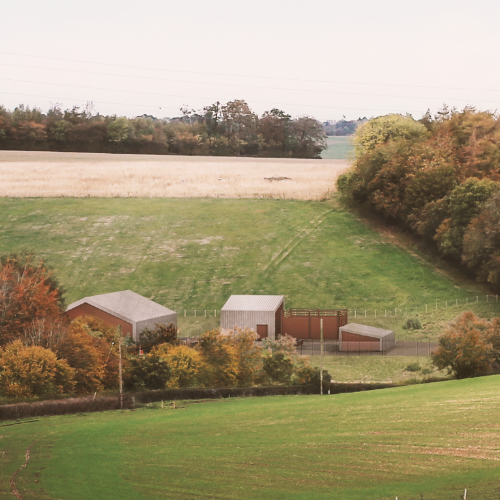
[1,50,500,93]
[2,63,498,105]
[2,76,497,106]
[0,91,427,115]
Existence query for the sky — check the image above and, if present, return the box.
[1,0,499,122]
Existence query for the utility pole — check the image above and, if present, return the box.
[118,325,123,410]
[320,318,324,395]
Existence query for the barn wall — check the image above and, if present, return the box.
[67,303,133,336]
[221,310,277,339]
[282,315,341,340]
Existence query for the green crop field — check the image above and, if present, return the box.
[321,136,354,159]
[2,376,500,499]
[0,196,498,338]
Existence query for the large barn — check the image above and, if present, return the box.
[339,323,395,352]
[66,290,177,341]
[220,295,285,339]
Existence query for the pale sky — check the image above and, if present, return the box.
[1,0,499,122]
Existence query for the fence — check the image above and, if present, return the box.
[346,293,500,320]
[296,339,439,356]
[180,293,500,321]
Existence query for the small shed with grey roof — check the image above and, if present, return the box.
[66,290,177,342]
[220,295,285,339]
[339,323,395,352]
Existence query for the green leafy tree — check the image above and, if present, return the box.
[432,311,494,379]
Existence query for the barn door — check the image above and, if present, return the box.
[256,324,268,339]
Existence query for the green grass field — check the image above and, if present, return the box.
[321,136,354,159]
[2,376,499,499]
[0,196,498,338]
[308,356,450,383]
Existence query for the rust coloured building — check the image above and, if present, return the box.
[66,290,177,342]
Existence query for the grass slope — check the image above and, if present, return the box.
[0,197,498,337]
[1,376,499,499]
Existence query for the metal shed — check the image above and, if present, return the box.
[339,323,395,352]
[66,290,177,342]
[220,295,285,339]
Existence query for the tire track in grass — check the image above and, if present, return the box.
[10,442,34,500]
[265,209,332,272]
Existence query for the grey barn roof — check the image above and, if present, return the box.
[221,295,284,312]
[339,323,394,339]
[66,290,175,323]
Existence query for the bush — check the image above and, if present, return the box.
[0,341,74,398]
[403,317,422,330]
[405,362,421,372]
[125,352,171,391]
[432,311,494,379]
[138,323,178,353]
[155,344,204,388]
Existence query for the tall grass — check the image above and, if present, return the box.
[0,151,348,200]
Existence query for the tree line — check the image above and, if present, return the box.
[337,107,500,291]
[0,101,327,159]
[0,253,326,399]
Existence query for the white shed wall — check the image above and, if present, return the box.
[221,310,277,339]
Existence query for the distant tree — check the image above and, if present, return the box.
[258,109,292,156]
[155,344,204,388]
[125,351,171,391]
[353,113,428,157]
[56,321,107,394]
[289,116,327,158]
[432,311,494,379]
[462,192,500,287]
[107,117,130,142]
[198,329,239,387]
[0,340,74,398]
[0,252,66,347]
[139,323,178,353]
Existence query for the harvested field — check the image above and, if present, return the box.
[0,151,349,199]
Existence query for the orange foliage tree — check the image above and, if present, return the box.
[0,252,66,347]
[0,340,74,398]
[432,311,494,379]
[155,344,204,388]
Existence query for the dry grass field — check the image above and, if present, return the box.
[0,151,349,199]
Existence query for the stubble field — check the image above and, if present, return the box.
[0,151,348,199]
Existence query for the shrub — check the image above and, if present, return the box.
[139,323,178,353]
[403,317,422,330]
[125,351,171,391]
[432,311,494,379]
[0,340,74,398]
[155,344,204,388]
[405,362,421,372]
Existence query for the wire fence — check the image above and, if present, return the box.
[344,293,500,320]
[295,339,439,356]
[179,294,500,320]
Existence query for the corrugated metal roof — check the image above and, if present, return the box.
[339,323,394,339]
[221,295,284,312]
[66,290,176,323]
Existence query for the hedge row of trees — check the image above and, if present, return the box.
[0,101,327,158]
[0,253,323,398]
[337,107,500,289]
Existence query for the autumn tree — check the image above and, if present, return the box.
[0,340,74,398]
[0,252,66,347]
[432,311,494,379]
[155,343,204,388]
